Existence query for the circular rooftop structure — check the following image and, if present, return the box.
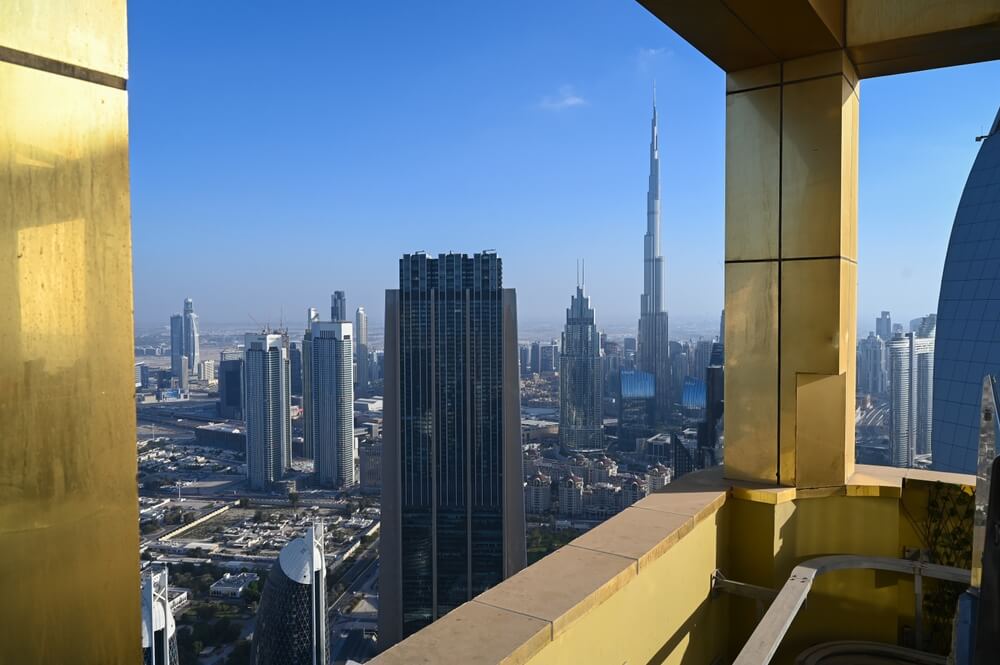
[278,535,323,584]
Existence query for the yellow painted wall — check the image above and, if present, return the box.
[524,508,731,665]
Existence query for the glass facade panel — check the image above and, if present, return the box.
[933,109,1000,473]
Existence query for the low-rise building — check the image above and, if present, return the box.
[591,456,618,484]
[619,477,647,509]
[354,397,383,413]
[359,441,382,494]
[585,482,620,519]
[524,472,552,514]
[199,359,217,383]
[210,572,259,599]
[646,463,672,492]
[558,474,584,517]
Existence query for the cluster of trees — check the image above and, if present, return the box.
[526,526,579,565]
[175,616,241,665]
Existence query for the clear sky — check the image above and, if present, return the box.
[128,2,1000,336]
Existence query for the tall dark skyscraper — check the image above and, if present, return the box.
[637,95,670,424]
[218,358,243,420]
[331,290,347,322]
[933,108,1000,474]
[289,341,303,396]
[380,252,526,649]
[169,313,184,379]
[559,279,603,452]
[876,311,892,341]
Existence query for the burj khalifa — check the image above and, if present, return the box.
[637,95,671,425]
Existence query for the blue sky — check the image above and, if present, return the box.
[128,2,1000,336]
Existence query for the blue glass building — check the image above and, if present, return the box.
[932,108,1000,473]
[618,370,656,451]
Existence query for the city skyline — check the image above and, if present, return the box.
[128,3,1000,333]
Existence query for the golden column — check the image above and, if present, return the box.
[640,0,1000,489]
[0,2,138,661]
[725,52,859,488]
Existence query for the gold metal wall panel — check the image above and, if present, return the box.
[0,0,127,77]
[641,0,1000,78]
[724,262,779,484]
[726,86,781,262]
[726,63,780,94]
[723,0,843,59]
[784,49,858,89]
[846,0,999,47]
[781,74,852,260]
[780,259,855,487]
[637,1,778,72]
[0,61,137,661]
[840,77,860,264]
[795,373,848,487]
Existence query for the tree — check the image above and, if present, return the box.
[253,510,264,523]
[242,580,261,605]
[288,491,300,508]
[225,640,252,665]
[196,603,217,622]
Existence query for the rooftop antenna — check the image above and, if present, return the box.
[582,258,586,289]
[576,259,580,288]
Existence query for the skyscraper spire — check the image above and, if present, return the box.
[642,92,663,316]
[638,92,671,425]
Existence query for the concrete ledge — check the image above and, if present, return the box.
[372,600,551,665]
[370,469,729,664]
[370,466,975,664]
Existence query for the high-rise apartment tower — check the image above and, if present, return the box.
[303,320,355,488]
[244,332,291,490]
[182,298,200,373]
[355,306,369,397]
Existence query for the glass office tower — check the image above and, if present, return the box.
[379,252,526,649]
[560,283,604,453]
[933,107,1000,473]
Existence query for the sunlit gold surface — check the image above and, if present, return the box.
[795,373,849,487]
[780,69,858,260]
[726,63,780,94]
[725,262,779,483]
[0,55,136,662]
[722,42,859,488]
[0,0,127,77]
[726,86,780,262]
